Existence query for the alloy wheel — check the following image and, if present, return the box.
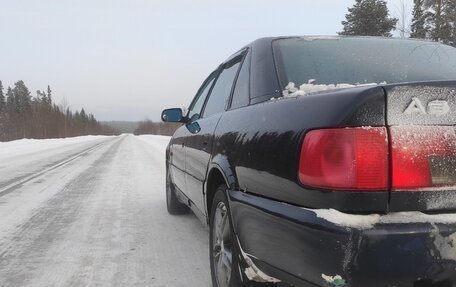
[212,201,233,287]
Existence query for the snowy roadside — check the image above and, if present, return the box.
[135,134,171,154]
[0,135,112,161]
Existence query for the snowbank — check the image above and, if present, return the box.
[0,136,111,160]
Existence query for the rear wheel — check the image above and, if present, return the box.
[210,185,244,287]
[166,170,188,214]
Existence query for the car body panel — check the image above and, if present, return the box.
[168,126,187,193]
[185,114,222,213]
[228,190,456,287]
[248,37,281,101]
[386,81,456,126]
[385,80,456,212]
[213,85,388,213]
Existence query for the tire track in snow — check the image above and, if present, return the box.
[0,139,111,197]
[0,135,211,287]
[0,136,125,287]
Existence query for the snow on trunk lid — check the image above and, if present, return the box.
[386,81,456,125]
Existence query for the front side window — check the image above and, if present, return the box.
[202,57,242,117]
[187,72,216,122]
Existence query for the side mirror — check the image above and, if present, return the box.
[162,108,183,122]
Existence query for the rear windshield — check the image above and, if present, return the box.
[273,37,456,87]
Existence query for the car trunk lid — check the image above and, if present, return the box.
[385,81,456,212]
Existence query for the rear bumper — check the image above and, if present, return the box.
[228,190,456,287]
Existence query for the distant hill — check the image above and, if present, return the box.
[101,121,139,134]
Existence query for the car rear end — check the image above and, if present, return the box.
[230,191,456,287]
[228,37,456,286]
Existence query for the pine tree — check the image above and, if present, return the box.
[5,87,13,110]
[12,80,31,114]
[5,87,14,139]
[12,81,32,138]
[46,85,52,104]
[0,81,5,112]
[423,0,443,41]
[442,0,456,46]
[339,0,398,37]
[422,0,456,45]
[80,108,87,121]
[410,0,429,38]
[0,81,5,140]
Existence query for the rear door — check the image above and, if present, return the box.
[185,52,245,214]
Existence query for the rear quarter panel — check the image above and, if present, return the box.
[213,85,388,213]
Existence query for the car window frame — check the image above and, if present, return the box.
[186,69,219,122]
[200,49,247,118]
[228,48,251,110]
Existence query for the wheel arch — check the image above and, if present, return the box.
[205,154,238,222]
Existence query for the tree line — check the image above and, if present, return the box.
[339,0,456,47]
[133,119,180,136]
[0,80,118,142]
[410,0,456,46]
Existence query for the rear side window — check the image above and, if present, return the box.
[203,57,242,117]
[230,51,250,109]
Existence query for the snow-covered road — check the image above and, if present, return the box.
[0,135,210,287]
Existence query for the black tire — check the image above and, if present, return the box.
[166,170,189,215]
[210,185,244,287]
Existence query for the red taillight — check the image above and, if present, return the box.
[299,126,456,192]
[298,128,388,190]
[390,126,456,190]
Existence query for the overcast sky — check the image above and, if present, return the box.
[0,0,413,121]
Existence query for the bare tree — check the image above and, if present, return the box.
[395,0,412,37]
